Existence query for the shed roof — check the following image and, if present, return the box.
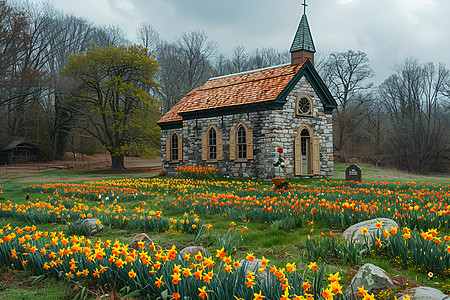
[0,140,36,152]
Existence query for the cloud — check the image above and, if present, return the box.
[25,0,450,84]
[337,0,358,4]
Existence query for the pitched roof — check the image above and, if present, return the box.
[157,60,337,127]
[158,63,304,125]
[290,14,316,53]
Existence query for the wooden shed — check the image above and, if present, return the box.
[0,141,39,165]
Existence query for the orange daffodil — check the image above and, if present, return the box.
[357,285,368,297]
[321,287,334,300]
[253,290,265,300]
[376,220,383,228]
[246,252,255,262]
[286,263,296,273]
[260,256,269,268]
[128,269,136,278]
[216,247,226,259]
[155,276,164,288]
[328,272,341,282]
[0,179,449,300]
[198,286,209,299]
[308,262,318,271]
[390,226,398,235]
[172,292,180,300]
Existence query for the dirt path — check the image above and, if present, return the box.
[1,154,448,184]
[0,153,161,175]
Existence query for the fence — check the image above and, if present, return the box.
[1,161,109,174]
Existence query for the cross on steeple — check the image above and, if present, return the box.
[290,0,315,65]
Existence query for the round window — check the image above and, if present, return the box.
[298,97,311,115]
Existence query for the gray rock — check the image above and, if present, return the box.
[128,233,154,250]
[179,246,210,260]
[350,263,395,300]
[74,218,104,235]
[239,259,268,281]
[342,218,398,246]
[398,287,450,300]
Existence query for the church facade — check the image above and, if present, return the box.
[157,10,337,179]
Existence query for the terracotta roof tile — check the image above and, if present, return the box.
[158,63,303,124]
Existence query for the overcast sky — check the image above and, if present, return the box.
[28,0,450,84]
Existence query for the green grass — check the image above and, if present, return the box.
[0,269,79,299]
[0,166,448,299]
[333,162,450,184]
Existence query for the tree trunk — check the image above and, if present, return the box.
[110,153,125,170]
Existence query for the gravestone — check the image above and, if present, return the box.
[346,164,361,182]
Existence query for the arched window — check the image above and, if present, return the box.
[301,129,309,156]
[171,133,179,161]
[296,94,313,116]
[237,125,247,159]
[230,122,253,162]
[202,126,223,161]
[166,131,182,162]
[208,127,217,160]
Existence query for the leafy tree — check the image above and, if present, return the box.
[62,45,160,170]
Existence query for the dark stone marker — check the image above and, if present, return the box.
[345,164,361,182]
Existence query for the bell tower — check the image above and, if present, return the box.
[290,0,316,65]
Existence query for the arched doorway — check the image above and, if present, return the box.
[295,125,320,176]
[300,129,310,174]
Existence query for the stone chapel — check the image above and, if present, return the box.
[157,7,337,179]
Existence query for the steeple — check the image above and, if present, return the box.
[290,0,316,65]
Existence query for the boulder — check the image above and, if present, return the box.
[179,246,210,259]
[239,259,268,281]
[397,287,450,300]
[128,233,154,250]
[342,218,398,246]
[74,218,104,235]
[349,263,395,300]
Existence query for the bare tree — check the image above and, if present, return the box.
[42,8,99,158]
[247,47,289,70]
[3,1,57,139]
[379,59,450,173]
[0,0,29,134]
[156,31,217,114]
[156,41,186,114]
[364,101,389,155]
[176,31,217,91]
[136,22,160,52]
[212,53,231,77]
[1,0,130,159]
[231,45,249,73]
[314,50,330,75]
[321,50,374,151]
[95,24,129,48]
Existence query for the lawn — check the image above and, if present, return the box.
[0,164,448,299]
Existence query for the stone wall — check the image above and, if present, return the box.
[160,75,334,179]
[266,76,334,177]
